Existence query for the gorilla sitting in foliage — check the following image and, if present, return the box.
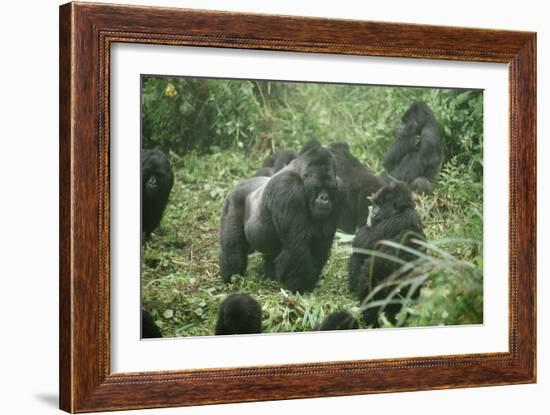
[142,149,174,238]
[317,310,359,331]
[215,293,262,335]
[383,101,443,194]
[220,140,344,293]
[255,149,297,177]
[142,309,162,339]
[328,141,385,233]
[348,181,426,327]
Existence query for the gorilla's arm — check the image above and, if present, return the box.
[308,222,337,280]
[264,172,319,293]
[386,152,423,183]
[385,125,442,183]
[348,252,366,293]
[382,134,418,173]
[417,124,443,180]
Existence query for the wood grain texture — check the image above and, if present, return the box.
[59,3,73,412]
[59,2,537,412]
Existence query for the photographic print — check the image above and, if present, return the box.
[140,76,484,338]
[59,4,536,410]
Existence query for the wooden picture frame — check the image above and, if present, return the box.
[59,2,536,412]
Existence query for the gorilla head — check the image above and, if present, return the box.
[143,149,173,199]
[142,149,174,238]
[370,180,415,227]
[317,310,359,331]
[298,141,339,220]
[255,149,298,177]
[272,149,297,171]
[215,293,262,335]
[398,101,436,138]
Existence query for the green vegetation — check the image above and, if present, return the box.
[141,76,483,337]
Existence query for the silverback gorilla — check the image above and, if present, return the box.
[142,149,174,238]
[255,149,297,177]
[215,293,262,335]
[348,181,426,326]
[383,101,443,194]
[219,140,344,293]
[328,141,384,233]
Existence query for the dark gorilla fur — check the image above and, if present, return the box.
[383,101,443,193]
[328,141,385,233]
[317,310,359,331]
[255,149,297,177]
[348,181,426,327]
[219,140,344,293]
[410,176,433,195]
[142,309,162,338]
[215,293,262,335]
[142,149,174,238]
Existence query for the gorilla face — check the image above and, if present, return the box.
[370,181,414,226]
[145,174,158,195]
[300,147,338,220]
[142,151,172,198]
[141,149,174,238]
[399,101,433,137]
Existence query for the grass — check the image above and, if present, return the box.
[142,147,483,337]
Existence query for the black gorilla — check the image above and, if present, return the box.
[255,149,297,177]
[142,149,174,238]
[215,293,262,335]
[142,309,162,339]
[317,310,358,331]
[348,181,426,326]
[383,101,443,194]
[220,140,344,293]
[328,142,385,233]
[410,176,433,195]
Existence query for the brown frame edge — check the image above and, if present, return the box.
[59,2,536,413]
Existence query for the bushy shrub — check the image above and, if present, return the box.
[142,77,483,182]
[141,77,262,153]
